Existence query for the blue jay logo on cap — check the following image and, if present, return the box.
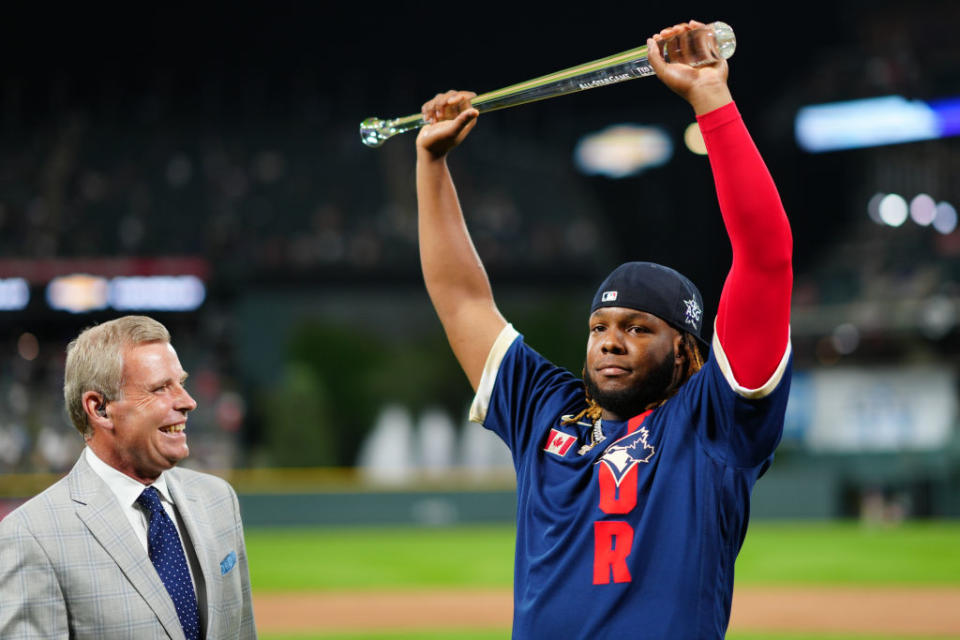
[601,291,618,302]
[683,298,702,328]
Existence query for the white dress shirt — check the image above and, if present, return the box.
[84,446,200,595]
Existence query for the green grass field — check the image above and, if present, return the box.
[261,635,955,640]
[247,520,960,590]
[248,520,960,639]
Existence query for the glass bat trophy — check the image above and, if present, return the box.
[360,21,735,147]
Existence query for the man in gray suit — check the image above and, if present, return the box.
[0,315,256,639]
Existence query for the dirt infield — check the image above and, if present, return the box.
[254,586,960,635]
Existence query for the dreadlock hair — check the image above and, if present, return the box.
[562,331,705,426]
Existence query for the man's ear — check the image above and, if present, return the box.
[82,391,112,429]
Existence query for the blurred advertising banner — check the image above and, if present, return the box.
[785,367,957,452]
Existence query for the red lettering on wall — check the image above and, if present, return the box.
[593,521,634,584]
[597,463,638,514]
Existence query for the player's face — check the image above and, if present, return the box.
[101,341,197,483]
[585,307,683,421]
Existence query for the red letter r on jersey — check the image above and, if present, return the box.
[593,521,634,584]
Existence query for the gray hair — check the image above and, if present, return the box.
[64,315,171,438]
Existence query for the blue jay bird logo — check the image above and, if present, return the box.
[598,429,655,486]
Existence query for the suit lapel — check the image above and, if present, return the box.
[69,455,185,640]
[167,470,218,639]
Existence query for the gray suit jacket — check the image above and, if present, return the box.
[0,453,256,639]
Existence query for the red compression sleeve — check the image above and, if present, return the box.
[697,102,792,389]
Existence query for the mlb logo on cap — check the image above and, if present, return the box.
[590,261,708,348]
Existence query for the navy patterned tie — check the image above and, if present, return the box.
[137,486,200,640]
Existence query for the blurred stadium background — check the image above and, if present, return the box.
[1,1,959,637]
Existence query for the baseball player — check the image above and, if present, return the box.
[415,19,793,639]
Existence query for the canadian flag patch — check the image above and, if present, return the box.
[544,429,577,457]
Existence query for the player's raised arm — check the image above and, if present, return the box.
[416,90,508,391]
[648,21,792,390]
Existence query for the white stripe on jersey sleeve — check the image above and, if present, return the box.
[469,323,520,424]
[712,321,791,399]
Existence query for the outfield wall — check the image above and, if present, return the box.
[238,489,517,527]
[3,452,958,526]
[234,456,960,526]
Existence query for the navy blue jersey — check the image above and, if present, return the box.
[470,325,792,639]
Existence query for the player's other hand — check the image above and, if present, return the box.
[647,20,732,115]
[416,90,479,159]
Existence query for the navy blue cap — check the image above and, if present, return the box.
[590,262,707,346]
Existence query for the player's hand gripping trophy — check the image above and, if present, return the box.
[361,20,735,147]
[416,20,733,159]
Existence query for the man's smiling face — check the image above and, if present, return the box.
[100,341,197,483]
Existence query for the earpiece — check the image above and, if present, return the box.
[96,405,107,417]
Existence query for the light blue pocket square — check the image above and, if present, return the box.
[220,550,237,575]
